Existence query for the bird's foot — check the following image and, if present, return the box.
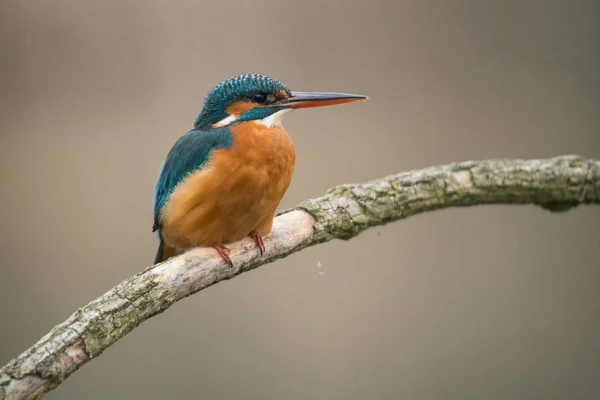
[213,244,233,267]
[250,232,265,256]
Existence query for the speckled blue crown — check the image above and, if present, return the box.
[195,74,290,128]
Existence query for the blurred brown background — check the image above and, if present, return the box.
[1,1,599,399]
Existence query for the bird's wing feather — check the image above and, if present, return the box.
[153,127,233,232]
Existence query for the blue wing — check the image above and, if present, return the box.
[153,127,233,232]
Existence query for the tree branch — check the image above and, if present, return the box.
[2,155,599,400]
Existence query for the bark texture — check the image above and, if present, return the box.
[1,155,599,400]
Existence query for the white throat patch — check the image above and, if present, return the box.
[253,109,292,128]
[211,108,292,129]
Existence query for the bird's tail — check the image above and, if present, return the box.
[154,236,178,264]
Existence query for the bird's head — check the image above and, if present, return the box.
[194,73,367,130]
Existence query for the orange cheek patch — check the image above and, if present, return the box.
[274,90,290,100]
[227,101,256,116]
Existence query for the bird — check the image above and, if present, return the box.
[153,73,367,266]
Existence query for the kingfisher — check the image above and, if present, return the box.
[153,73,367,265]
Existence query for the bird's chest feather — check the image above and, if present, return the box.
[228,122,296,194]
[160,122,296,247]
[210,122,296,216]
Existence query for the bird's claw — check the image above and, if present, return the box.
[213,244,233,267]
[250,232,265,256]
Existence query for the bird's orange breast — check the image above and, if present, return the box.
[159,122,296,249]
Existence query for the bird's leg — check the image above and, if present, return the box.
[249,232,265,256]
[213,244,233,267]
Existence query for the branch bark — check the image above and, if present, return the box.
[2,155,599,400]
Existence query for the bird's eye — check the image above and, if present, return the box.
[253,93,267,103]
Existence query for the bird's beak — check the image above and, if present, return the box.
[274,91,368,109]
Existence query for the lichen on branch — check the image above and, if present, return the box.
[1,155,599,400]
